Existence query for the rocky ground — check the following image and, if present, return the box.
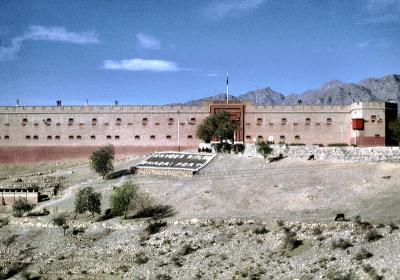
[1,154,400,279]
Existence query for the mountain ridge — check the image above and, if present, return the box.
[176,74,400,106]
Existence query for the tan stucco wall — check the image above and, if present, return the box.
[0,102,396,149]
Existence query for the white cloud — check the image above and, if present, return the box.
[356,41,370,48]
[205,0,266,19]
[363,0,400,23]
[102,58,179,72]
[365,0,400,11]
[0,25,99,61]
[205,73,219,77]
[136,33,161,50]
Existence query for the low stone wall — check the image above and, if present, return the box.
[244,144,400,162]
[136,168,194,177]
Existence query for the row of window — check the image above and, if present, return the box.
[19,117,198,126]
[23,135,195,140]
[247,134,381,141]
[254,117,332,126]
[248,135,301,141]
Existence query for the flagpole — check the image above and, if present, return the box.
[226,72,229,104]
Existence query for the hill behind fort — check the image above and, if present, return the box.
[178,74,400,106]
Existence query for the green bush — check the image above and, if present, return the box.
[355,248,373,261]
[109,181,153,218]
[327,143,348,147]
[52,213,69,236]
[89,145,115,178]
[12,199,33,217]
[255,140,273,160]
[134,251,149,264]
[74,187,102,217]
[196,111,238,143]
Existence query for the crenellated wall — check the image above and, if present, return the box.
[0,102,397,163]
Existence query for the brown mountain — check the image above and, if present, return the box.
[180,74,400,106]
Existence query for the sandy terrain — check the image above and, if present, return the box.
[1,154,400,279]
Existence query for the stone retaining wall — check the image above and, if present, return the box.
[244,144,400,162]
[136,168,194,177]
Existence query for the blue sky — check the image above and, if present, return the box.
[0,0,399,105]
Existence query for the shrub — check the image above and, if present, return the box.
[12,199,33,217]
[145,221,167,235]
[327,143,348,147]
[312,226,323,235]
[331,238,352,250]
[0,217,9,228]
[26,208,50,217]
[355,248,373,261]
[389,223,399,233]
[363,264,383,280]
[134,251,149,264]
[326,268,356,280]
[233,143,245,154]
[256,140,273,160]
[178,244,199,256]
[74,187,102,217]
[156,274,172,280]
[281,227,302,251]
[276,219,285,227]
[89,145,115,178]
[253,226,269,235]
[52,213,69,236]
[365,229,383,242]
[132,205,175,220]
[109,181,153,218]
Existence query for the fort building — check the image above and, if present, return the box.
[0,101,397,161]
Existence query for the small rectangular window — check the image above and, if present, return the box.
[115,135,120,139]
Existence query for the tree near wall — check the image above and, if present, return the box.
[196,111,238,143]
[388,118,400,144]
[89,145,115,178]
[74,187,102,217]
[256,140,273,161]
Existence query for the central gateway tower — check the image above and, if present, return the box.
[209,102,245,143]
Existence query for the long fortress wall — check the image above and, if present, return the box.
[0,101,397,163]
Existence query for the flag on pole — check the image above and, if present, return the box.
[226,72,229,85]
